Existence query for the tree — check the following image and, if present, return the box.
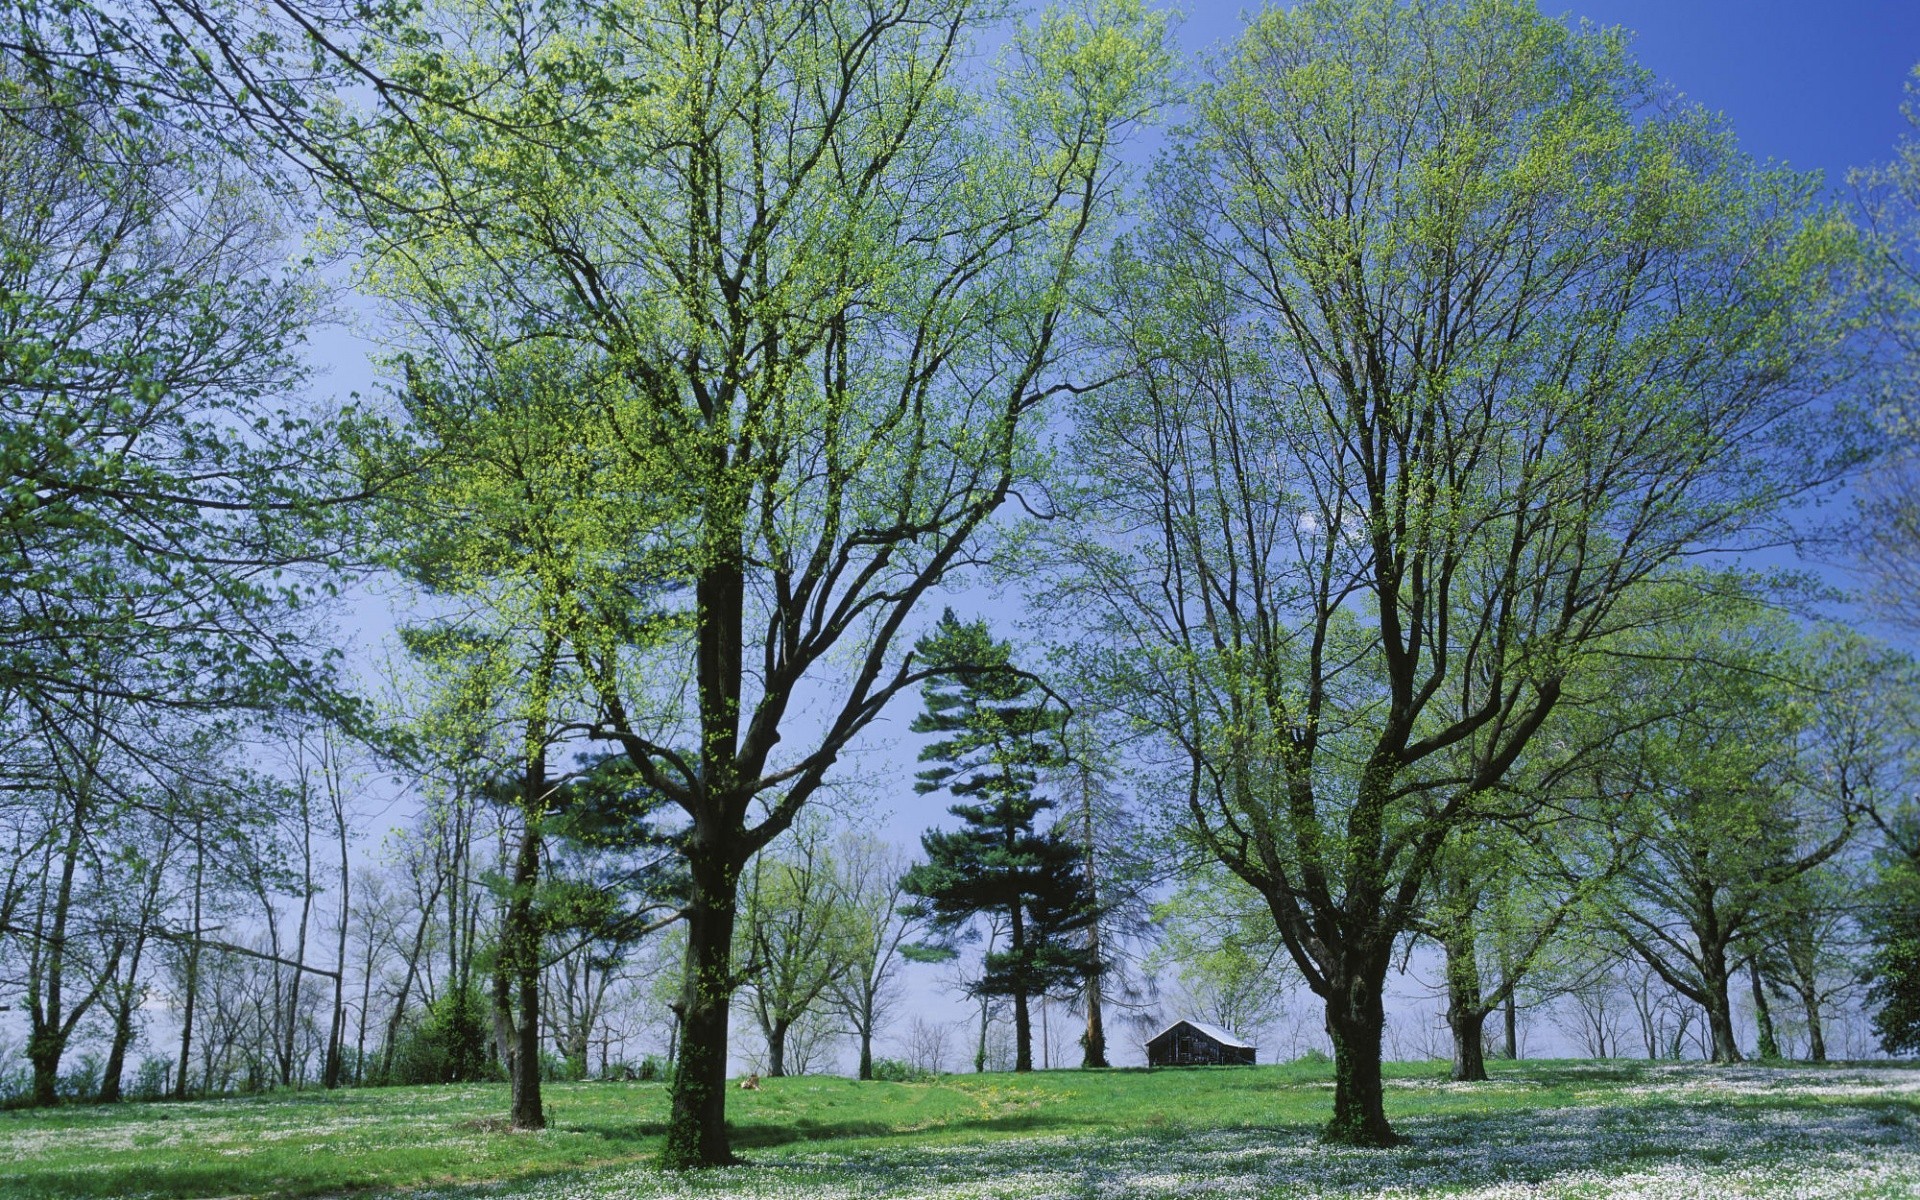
[0,71,356,725]
[1860,671,1920,1056]
[1045,0,1862,1144]
[737,819,850,1078]
[1148,865,1295,1043]
[827,833,921,1082]
[1049,714,1158,1068]
[901,612,1101,1074]
[1599,609,1884,1063]
[1856,63,1920,626]
[1419,825,1611,1082]
[335,0,1169,1166]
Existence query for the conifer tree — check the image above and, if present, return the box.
[901,611,1100,1072]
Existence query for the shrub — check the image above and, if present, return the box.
[128,1056,172,1100]
[389,988,502,1084]
[870,1058,938,1082]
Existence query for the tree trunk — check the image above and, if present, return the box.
[325,787,350,1089]
[1009,902,1032,1073]
[281,782,315,1089]
[1749,959,1779,1060]
[176,834,204,1100]
[975,994,989,1073]
[99,930,149,1103]
[766,1020,789,1078]
[1324,970,1400,1147]
[100,1012,134,1103]
[1012,989,1033,1073]
[857,1018,874,1081]
[1443,928,1488,1082]
[505,783,546,1131]
[1082,980,1107,1070]
[660,848,742,1169]
[1800,985,1827,1062]
[1704,983,1742,1064]
[1449,1006,1489,1083]
[1080,793,1108,1069]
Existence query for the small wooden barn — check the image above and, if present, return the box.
[1145,1019,1257,1067]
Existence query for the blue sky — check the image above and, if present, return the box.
[1175,1,1920,184]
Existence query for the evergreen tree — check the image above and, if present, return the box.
[900,611,1100,1073]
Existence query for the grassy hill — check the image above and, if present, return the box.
[1,1059,1916,1199]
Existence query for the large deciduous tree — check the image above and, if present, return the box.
[1598,609,1887,1063]
[1046,0,1862,1145]
[0,74,356,721]
[337,0,1168,1166]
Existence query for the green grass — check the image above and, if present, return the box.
[1,1059,1915,1200]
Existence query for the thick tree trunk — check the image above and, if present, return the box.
[1801,988,1827,1062]
[1443,929,1488,1082]
[1503,992,1518,1059]
[766,1021,789,1078]
[99,937,147,1104]
[1749,959,1779,1060]
[27,1032,60,1106]
[1324,971,1400,1146]
[857,1022,873,1081]
[1012,989,1033,1073]
[1082,983,1108,1070]
[1449,1007,1488,1083]
[100,1015,133,1103]
[1704,984,1742,1064]
[660,849,742,1169]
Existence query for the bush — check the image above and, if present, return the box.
[637,1054,666,1081]
[58,1052,103,1101]
[389,988,502,1085]
[128,1056,172,1100]
[1292,1048,1332,1065]
[870,1058,938,1082]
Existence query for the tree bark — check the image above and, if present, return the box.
[1324,970,1400,1146]
[1443,927,1489,1082]
[1080,792,1108,1069]
[766,1021,789,1078]
[1704,981,1742,1064]
[1448,1006,1488,1084]
[1749,958,1779,1060]
[325,768,351,1089]
[1009,902,1032,1073]
[857,1020,874,1081]
[175,832,204,1100]
[99,927,149,1103]
[505,766,546,1131]
[660,846,742,1169]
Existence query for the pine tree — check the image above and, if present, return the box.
[900,611,1100,1072]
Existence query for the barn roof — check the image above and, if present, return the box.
[1147,1018,1255,1050]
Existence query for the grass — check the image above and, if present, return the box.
[0,1059,1916,1199]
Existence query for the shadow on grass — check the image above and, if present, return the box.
[411,1093,1920,1200]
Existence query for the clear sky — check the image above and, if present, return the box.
[1173,1,1920,186]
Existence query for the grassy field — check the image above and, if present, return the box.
[1,1059,1916,1200]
